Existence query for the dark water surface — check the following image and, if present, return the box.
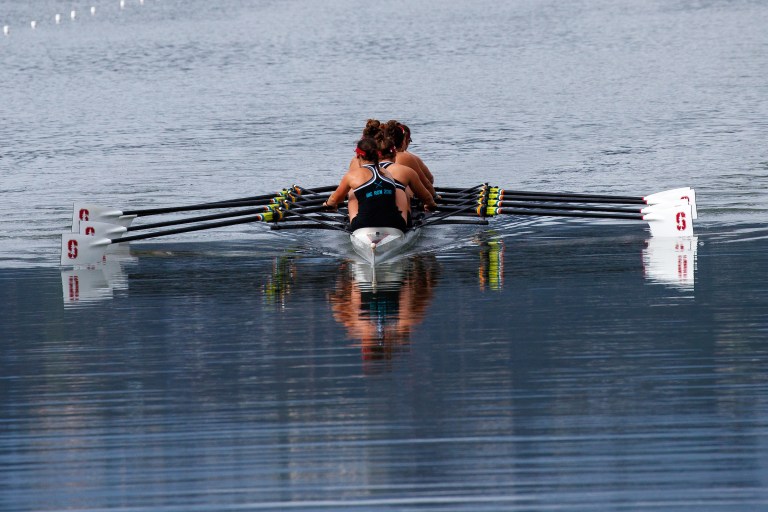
[2,0,768,510]
[4,223,768,510]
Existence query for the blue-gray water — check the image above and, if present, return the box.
[2,0,768,510]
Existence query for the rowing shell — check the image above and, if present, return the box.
[350,226,422,265]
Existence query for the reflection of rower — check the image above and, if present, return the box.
[327,255,440,366]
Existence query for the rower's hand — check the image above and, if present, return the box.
[323,201,337,211]
[425,201,438,212]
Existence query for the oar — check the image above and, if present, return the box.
[486,187,697,219]
[420,189,487,228]
[438,197,665,215]
[61,204,330,266]
[484,202,694,238]
[76,196,334,237]
[71,189,333,231]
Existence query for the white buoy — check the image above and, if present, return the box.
[55,13,62,24]
[31,20,37,29]
[140,0,145,5]
[91,6,97,16]
[71,10,77,21]
[3,25,9,36]
[120,0,126,9]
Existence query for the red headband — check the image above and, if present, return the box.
[355,147,366,157]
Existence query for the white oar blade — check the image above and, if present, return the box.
[644,187,697,220]
[643,203,694,237]
[641,201,686,215]
[71,203,129,232]
[79,221,128,239]
[60,233,112,266]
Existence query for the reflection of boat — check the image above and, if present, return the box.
[328,255,440,366]
[60,254,135,306]
[642,237,698,290]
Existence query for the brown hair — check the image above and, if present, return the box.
[383,120,407,150]
[375,132,397,160]
[362,119,382,138]
[356,137,380,164]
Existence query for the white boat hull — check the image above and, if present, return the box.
[350,226,421,265]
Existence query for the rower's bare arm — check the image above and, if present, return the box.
[326,175,352,209]
[406,168,438,210]
[415,155,434,184]
[399,153,434,194]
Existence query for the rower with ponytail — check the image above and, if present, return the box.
[324,137,408,232]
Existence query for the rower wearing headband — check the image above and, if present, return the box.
[348,119,433,193]
[324,137,408,232]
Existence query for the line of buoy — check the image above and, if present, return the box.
[2,1,150,39]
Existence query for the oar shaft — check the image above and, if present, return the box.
[114,214,271,243]
[494,189,643,202]
[113,205,331,243]
[440,198,644,214]
[126,205,278,231]
[123,194,284,216]
[491,207,642,221]
[122,191,330,217]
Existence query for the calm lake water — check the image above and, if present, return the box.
[2,0,768,510]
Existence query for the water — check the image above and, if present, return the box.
[2,0,768,510]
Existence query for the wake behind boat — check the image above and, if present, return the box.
[59,183,697,267]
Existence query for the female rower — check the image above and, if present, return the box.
[375,132,438,217]
[324,137,408,232]
[383,120,435,185]
[348,120,433,193]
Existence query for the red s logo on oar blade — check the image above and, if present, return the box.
[85,227,95,236]
[67,239,79,259]
[676,212,687,231]
[79,209,90,221]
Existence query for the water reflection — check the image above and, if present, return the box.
[60,252,136,307]
[327,256,440,365]
[477,238,504,291]
[642,236,698,291]
[60,234,698,312]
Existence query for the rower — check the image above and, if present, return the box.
[348,119,433,194]
[383,120,435,185]
[375,132,438,227]
[324,137,408,232]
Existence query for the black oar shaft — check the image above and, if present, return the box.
[497,189,643,202]
[127,206,277,231]
[123,195,282,216]
[113,214,271,243]
[122,191,330,217]
[438,198,643,214]
[112,205,331,243]
[494,208,642,221]
[494,193,645,205]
